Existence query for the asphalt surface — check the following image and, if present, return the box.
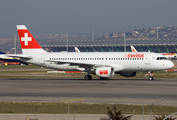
[0,78,177,105]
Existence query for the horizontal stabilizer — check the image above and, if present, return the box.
[6,54,31,59]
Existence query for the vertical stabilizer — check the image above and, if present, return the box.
[130,46,137,52]
[74,47,80,52]
[17,25,46,54]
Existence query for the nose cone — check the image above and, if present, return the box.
[168,61,174,69]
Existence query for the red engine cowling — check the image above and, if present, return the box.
[95,67,114,78]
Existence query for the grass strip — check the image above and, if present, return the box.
[0,102,176,115]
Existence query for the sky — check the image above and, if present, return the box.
[0,0,177,36]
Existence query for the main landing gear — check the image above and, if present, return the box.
[84,69,92,80]
[84,75,92,80]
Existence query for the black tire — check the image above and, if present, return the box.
[149,77,153,81]
[88,75,92,80]
[84,75,92,80]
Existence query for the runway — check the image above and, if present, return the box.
[0,78,177,105]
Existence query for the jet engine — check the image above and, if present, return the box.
[115,71,136,77]
[95,67,114,78]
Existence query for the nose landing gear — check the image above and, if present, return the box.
[148,71,154,81]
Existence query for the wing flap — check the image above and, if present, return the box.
[50,60,95,68]
[45,60,105,68]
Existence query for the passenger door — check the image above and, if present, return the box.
[145,53,151,65]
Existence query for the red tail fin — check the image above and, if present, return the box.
[17,25,45,54]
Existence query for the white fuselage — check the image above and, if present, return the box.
[20,52,174,72]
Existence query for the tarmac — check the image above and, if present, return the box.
[0,78,177,120]
[0,78,176,105]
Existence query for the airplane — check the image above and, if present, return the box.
[74,47,80,52]
[161,53,176,59]
[130,46,137,52]
[0,51,27,65]
[131,45,177,59]
[6,25,174,81]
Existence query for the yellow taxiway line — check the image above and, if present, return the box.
[61,99,85,102]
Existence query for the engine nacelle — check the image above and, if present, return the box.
[116,71,136,77]
[95,67,114,78]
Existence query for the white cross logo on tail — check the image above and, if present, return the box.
[21,33,32,46]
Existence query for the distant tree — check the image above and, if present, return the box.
[100,107,133,120]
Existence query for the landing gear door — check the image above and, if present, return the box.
[145,53,151,65]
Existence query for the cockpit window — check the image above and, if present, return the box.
[157,57,167,60]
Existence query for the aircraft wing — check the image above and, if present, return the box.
[46,60,124,72]
[46,60,107,68]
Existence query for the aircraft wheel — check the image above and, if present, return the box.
[149,77,153,81]
[84,75,92,80]
[88,75,92,80]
